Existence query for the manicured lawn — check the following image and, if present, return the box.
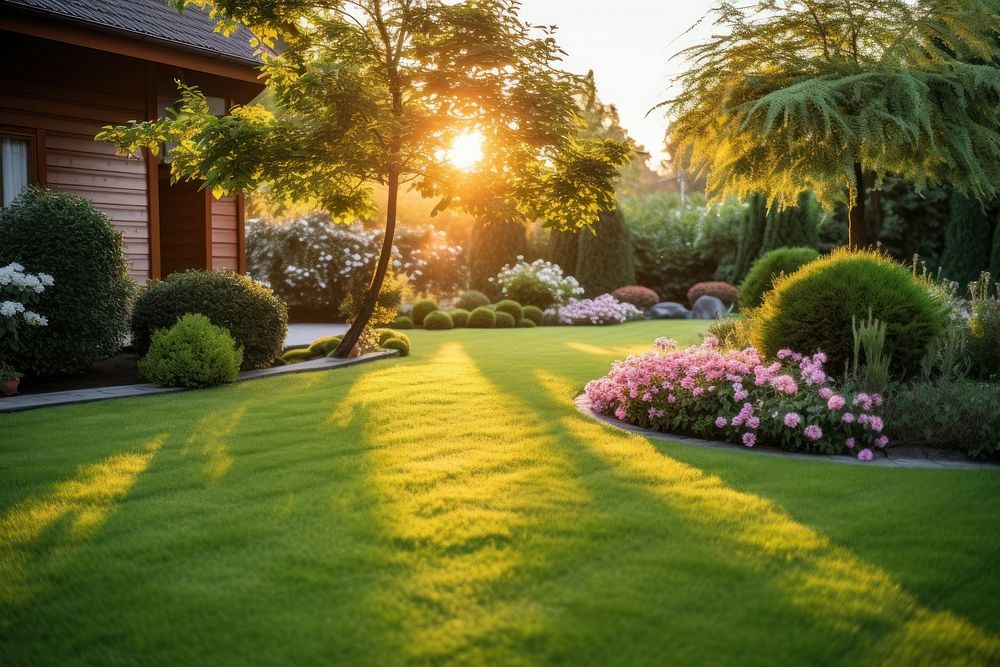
[2,320,999,665]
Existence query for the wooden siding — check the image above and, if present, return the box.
[158,174,207,277]
[211,195,240,271]
[1,33,151,281]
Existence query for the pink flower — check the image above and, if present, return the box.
[777,348,794,360]
[869,416,884,433]
[746,416,760,429]
[783,412,801,428]
[770,374,798,395]
[819,387,833,400]
[827,394,845,410]
[804,425,823,441]
[715,417,727,429]
[841,412,855,424]
[704,336,719,348]
[875,435,889,448]
[614,407,627,420]
[845,437,856,448]
[742,432,756,447]
[857,448,874,462]
[874,394,884,407]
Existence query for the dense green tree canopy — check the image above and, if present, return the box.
[662,0,1000,246]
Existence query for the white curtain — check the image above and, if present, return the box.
[2,138,29,207]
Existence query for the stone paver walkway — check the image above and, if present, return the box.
[575,394,998,470]
[0,350,397,414]
[285,323,349,348]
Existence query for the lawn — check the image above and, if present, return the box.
[2,320,999,666]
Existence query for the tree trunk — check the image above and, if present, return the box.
[848,162,867,249]
[332,168,399,358]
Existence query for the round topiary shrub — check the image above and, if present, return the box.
[739,247,820,308]
[308,336,342,357]
[377,328,411,348]
[494,299,524,323]
[455,290,491,311]
[391,315,414,330]
[611,285,660,310]
[518,319,537,328]
[383,337,410,357]
[687,281,739,307]
[138,313,242,388]
[132,270,288,371]
[449,308,470,327]
[281,348,316,364]
[468,306,497,328]
[522,305,544,326]
[751,249,947,377]
[494,311,516,328]
[423,310,454,330]
[411,299,438,326]
[0,188,133,375]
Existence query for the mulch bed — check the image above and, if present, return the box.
[15,355,143,395]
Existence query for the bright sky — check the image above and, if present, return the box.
[517,1,718,171]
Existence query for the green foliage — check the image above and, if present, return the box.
[992,223,1000,280]
[546,228,580,278]
[751,249,948,378]
[706,316,752,350]
[522,305,544,326]
[969,300,1000,380]
[138,313,242,388]
[494,299,524,323]
[876,177,951,269]
[411,299,439,326]
[941,194,997,288]
[0,359,23,382]
[455,290,491,311]
[423,310,454,331]
[308,336,342,357]
[340,268,404,333]
[664,0,1000,223]
[382,337,410,357]
[468,306,497,328]
[0,188,133,375]
[731,194,822,282]
[493,311,516,328]
[848,313,891,394]
[132,270,288,371]
[517,319,536,328]
[391,315,414,330]
[376,328,411,349]
[449,308,470,328]
[575,209,636,297]
[739,247,821,309]
[468,220,527,296]
[886,380,1000,458]
[281,348,316,364]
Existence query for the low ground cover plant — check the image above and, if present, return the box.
[139,314,242,388]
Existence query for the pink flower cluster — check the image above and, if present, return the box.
[585,338,890,461]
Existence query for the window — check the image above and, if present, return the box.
[1,136,31,207]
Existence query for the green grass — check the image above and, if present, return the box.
[2,320,999,665]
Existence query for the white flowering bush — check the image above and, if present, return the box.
[490,257,583,309]
[393,225,465,296]
[1,262,53,357]
[547,293,642,325]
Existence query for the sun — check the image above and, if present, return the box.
[443,131,484,171]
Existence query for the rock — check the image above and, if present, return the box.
[690,295,727,320]
[650,302,691,319]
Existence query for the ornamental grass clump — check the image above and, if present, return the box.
[586,338,889,460]
[550,294,642,325]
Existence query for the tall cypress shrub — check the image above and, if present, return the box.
[732,195,769,283]
[941,194,994,288]
[991,222,1000,281]
[576,208,636,297]
[547,228,580,277]
[760,191,821,252]
[468,219,528,297]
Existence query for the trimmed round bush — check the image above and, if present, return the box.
[494,299,524,323]
[308,336,342,357]
[376,328,411,348]
[751,249,947,377]
[455,290,491,311]
[468,306,497,328]
[449,308,470,328]
[688,281,738,306]
[969,300,1000,380]
[739,247,820,308]
[423,310,454,330]
[132,270,287,371]
[518,319,537,328]
[522,305,544,326]
[383,337,410,357]
[611,285,660,310]
[138,313,242,388]
[411,299,438,326]
[0,188,133,375]
[494,311,516,328]
[391,315,414,330]
[281,348,316,364]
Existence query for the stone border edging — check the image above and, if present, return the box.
[574,394,998,470]
[0,350,399,414]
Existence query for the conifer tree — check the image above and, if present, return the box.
[576,208,636,297]
[942,194,996,287]
[547,228,580,277]
[468,219,528,297]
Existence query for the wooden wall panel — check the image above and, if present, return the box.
[210,195,241,271]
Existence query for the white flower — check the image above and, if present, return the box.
[1,300,25,317]
[37,272,55,287]
[22,310,48,326]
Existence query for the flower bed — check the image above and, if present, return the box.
[585,338,888,460]
[548,294,642,325]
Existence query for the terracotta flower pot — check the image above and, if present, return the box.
[1,378,21,396]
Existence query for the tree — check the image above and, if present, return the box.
[99,0,629,356]
[662,0,1000,247]
[576,209,636,296]
[467,219,527,296]
[941,193,997,286]
[546,227,579,276]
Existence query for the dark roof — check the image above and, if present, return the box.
[1,0,261,66]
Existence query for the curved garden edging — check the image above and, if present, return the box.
[574,394,998,470]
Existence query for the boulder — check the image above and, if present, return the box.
[650,302,691,319]
[691,295,727,320]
